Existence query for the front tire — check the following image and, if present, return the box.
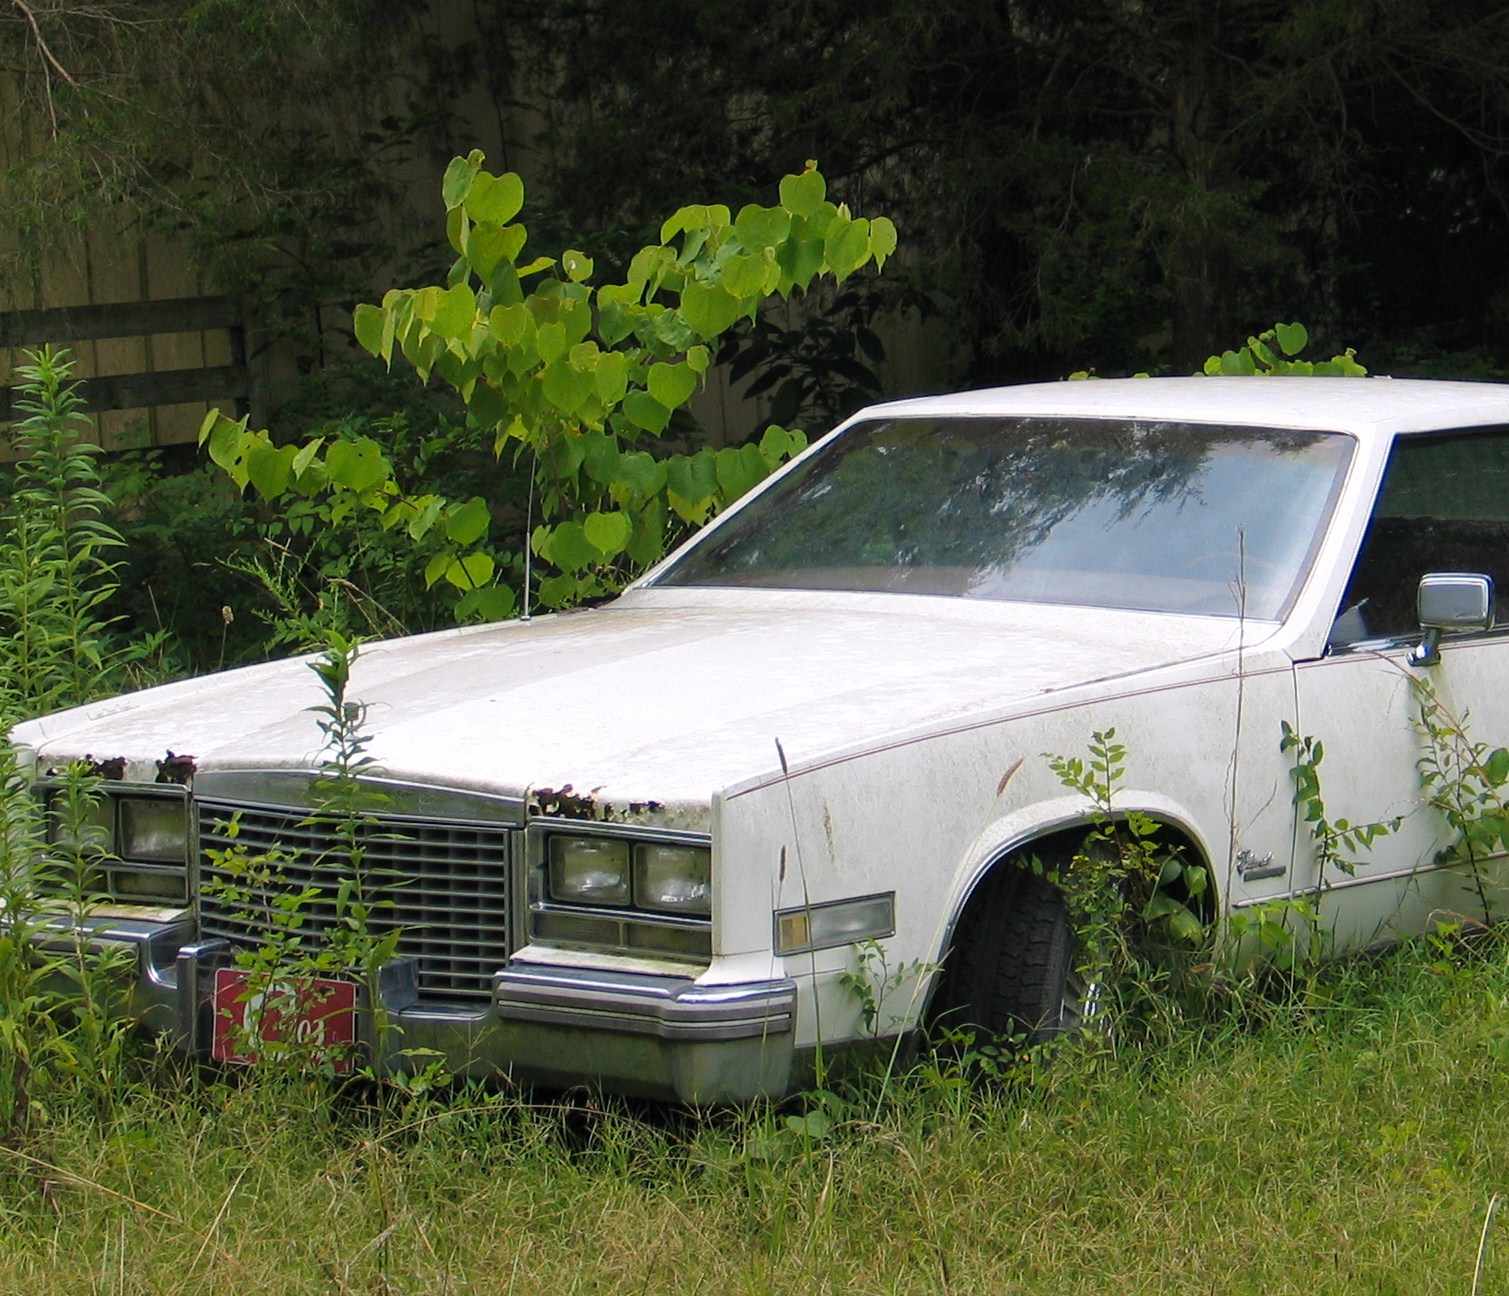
[931,864,1085,1045]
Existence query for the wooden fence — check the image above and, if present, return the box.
[0,292,247,431]
[0,295,248,448]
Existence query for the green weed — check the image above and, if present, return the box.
[0,347,150,712]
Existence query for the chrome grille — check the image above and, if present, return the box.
[197,800,513,1003]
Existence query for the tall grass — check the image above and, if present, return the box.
[0,934,1505,1294]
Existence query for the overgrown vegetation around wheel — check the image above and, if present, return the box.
[926,728,1219,1059]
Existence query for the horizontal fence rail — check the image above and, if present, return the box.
[0,295,247,424]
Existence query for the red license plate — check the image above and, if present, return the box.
[211,969,359,1074]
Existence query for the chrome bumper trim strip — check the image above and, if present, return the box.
[493,964,797,1042]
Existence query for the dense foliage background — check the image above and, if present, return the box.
[5,0,1509,663]
[8,0,1509,385]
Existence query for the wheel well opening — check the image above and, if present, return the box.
[958,819,1216,923]
[925,818,1216,1031]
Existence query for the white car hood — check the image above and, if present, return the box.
[14,590,1264,808]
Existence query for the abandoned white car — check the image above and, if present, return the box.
[15,376,1509,1101]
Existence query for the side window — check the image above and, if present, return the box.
[1333,427,1509,647]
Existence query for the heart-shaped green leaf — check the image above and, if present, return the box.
[583,510,633,557]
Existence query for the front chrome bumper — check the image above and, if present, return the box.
[32,915,799,1104]
[492,964,798,1102]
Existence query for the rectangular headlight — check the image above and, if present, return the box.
[548,836,631,906]
[634,842,711,915]
[118,797,188,863]
[45,796,113,855]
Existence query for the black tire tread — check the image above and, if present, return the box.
[933,863,1075,1043]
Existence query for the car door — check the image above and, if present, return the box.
[1292,424,1509,950]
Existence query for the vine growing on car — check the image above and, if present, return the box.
[1281,721,1401,889]
[1412,676,1509,927]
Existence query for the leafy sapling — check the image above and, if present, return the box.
[1047,728,1210,955]
[1038,729,1213,1040]
[206,633,409,1079]
[0,348,144,715]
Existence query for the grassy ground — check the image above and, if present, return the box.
[3,936,1509,1295]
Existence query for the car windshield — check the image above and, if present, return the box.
[651,415,1353,619]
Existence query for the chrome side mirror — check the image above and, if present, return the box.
[1408,572,1495,667]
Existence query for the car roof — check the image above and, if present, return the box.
[858,376,1509,440]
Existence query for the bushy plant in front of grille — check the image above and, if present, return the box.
[197,799,515,1005]
[200,633,410,1076]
